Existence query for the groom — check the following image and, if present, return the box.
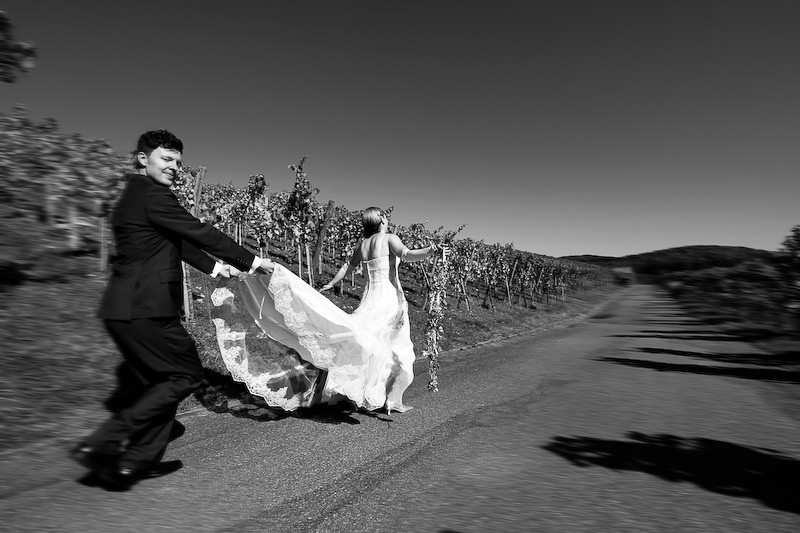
[71,129,273,490]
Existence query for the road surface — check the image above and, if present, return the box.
[1,284,798,532]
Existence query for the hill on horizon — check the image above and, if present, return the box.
[562,245,775,272]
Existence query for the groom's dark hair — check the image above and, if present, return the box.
[133,130,184,167]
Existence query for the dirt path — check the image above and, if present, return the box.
[1,284,797,532]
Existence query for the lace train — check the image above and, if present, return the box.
[210,260,416,412]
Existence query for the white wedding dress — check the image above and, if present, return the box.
[210,252,415,412]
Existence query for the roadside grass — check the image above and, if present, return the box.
[0,255,621,453]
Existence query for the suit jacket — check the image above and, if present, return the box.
[98,173,256,320]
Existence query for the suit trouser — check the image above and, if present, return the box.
[88,318,203,468]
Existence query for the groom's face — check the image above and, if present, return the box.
[138,146,183,187]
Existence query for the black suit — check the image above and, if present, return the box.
[88,173,256,469]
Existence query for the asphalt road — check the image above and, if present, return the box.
[1,284,798,532]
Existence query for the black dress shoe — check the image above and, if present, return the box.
[95,460,184,490]
[93,465,138,491]
[140,460,184,479]
[168,421,186,443]
[69,443,117,472]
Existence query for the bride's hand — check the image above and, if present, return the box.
[319,283,333,292]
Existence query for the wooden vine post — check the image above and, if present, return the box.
[181,267,193,321]
[313,200,336,275]
[506,257,518,306]
[459,279,471,312]
[193,168,213,319]
[181,167,205,322]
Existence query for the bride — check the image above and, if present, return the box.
[210,207,438,414]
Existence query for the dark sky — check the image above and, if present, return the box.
[4,0,799,256]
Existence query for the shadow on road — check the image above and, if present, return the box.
[639,319,728,327]
[611,333,742,342]
[543,432,799,514]
[192,370,361,425]
[597,357,800,384]
[616,322,797,345]
[633,346,800,368]
[641,328,744,336]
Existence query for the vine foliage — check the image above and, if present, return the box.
[2,106,620,390]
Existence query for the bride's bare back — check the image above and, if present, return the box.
[356,233,405,262]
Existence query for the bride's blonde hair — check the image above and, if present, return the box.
[362,207,384,237]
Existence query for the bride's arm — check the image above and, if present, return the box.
[320,247,362,291]
[388,234,439,263]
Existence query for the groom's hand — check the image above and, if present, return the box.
[219,264,242,278]
[257,259,276,274]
